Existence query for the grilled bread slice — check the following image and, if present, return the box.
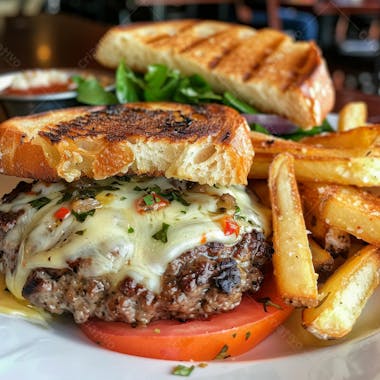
[0,102,253,186]
[95,20,335,129]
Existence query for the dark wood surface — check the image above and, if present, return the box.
[0,14,379,120]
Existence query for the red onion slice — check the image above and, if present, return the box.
[243,113,298,135]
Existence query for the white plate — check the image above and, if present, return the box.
[1,113,380,380]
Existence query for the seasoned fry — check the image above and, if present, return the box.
[249,131,380,187]
[300,126,380,149]
[309,237,334,273]
[338,102,367,132]
[269,153,318,307]
[300,183,380,246]
[324,227,351,258]
[303,245,380,339]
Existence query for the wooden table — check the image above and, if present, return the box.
[0,14,379,120]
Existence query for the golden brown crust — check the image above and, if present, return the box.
[0,102,253,186]
[95,20,335,128]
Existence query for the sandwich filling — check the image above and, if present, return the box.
[0,176,272,324]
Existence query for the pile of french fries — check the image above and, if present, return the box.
[249,102,380,340]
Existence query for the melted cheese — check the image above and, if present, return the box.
[0,274,50,325]
[0,177,271,299]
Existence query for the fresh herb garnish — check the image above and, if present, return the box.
[74,62,257,115]
[214,344,230,360]
[250,123,270,135]
[223,91,257,114]
[73,75,117,105]
[144,64,181,101]
[257,297,283,313]
[71,209,96,222]
[143,194,155,206]
[116,61,141,103]
[172,365,195,377]
[57,191,72,205]
[245,331,251,341]
[29,197,51,210]
[75,230,86,236]
[128,226,134,233]
[280,119,334,141]
[170,190,190,206]
[116,175,131,182]
[152,223,170,243]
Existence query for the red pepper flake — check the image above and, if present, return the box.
[54,207,71,220]
[200,233,207,244]
[135,192,170,214]
[219,216,240,236]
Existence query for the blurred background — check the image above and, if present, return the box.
[0,0,378,96]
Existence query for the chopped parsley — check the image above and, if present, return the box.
[152,223,170,243]
[75,230,86,236]
[29,197,51,210]
[214,344,230,360]
[169,190,190,206]
[71,209,96,222]
[116,175,131,182]
[143,194,155,206]
[245,331,251,341]
[128,226,134,233]
[57,191,72,204]
[172,365,195,377]
[120,196,127,201]
[257,297,283,313]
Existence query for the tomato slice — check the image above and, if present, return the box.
[80,276,292,361]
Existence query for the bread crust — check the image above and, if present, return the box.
[95,20,335,128]
[0,102,253,186]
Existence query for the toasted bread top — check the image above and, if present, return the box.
[95,20,335,128]
[0,102,254,186]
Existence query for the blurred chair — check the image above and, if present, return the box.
[235,0,318,40]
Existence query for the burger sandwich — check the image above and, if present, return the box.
[0,102,288,360]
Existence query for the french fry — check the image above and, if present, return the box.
[269,153,318,307]
[249,131,380,187]
[301,183,380,246]
[303,245,380,339]
[309,237,334,273]
[338,102,368,132]
[300,125,380,149]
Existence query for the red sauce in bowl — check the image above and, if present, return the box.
[3,82,73,96]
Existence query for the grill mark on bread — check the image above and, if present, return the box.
[38,104,234,144]
[208,43,242,70]
[281,45,320,92]
[147,20,202,48]
[242,35,286,82]
[179,29,228,54]
[145,20,200,45]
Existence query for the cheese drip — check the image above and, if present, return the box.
[0,177,271,299]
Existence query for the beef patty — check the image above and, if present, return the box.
[0,177,272,325]
[21,231,272,324]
